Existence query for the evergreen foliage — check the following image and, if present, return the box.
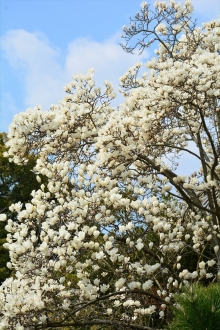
[169,282,220,330]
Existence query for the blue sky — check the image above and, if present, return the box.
[0,0,220,134]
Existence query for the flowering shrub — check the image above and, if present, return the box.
[0,1,220,329]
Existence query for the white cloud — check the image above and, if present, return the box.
[1,30,148,118]
[1,30,65,110]
[65,34,149,104]
[1,0,219,123]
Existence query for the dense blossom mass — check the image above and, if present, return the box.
[0,0,220,329]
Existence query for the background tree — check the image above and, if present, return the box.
[0,132,45,284]
[0,1,220,329]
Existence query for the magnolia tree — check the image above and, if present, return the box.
[0,0,220,329]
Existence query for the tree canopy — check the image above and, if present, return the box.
[0,1,220,329]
